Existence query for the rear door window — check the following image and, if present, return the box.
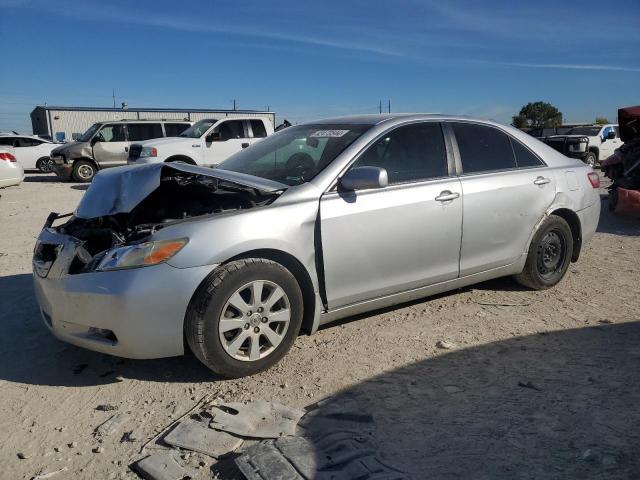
[250,120,267,138]
[127,123,163,142]
[218,120,246,140]
[164,123,190,137]
[352,122,448,184]
[452,123,517,174]
[511,139,543,168]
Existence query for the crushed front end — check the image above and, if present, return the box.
[32,163,284,359]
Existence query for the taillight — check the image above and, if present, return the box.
[0,152,16,162]
[587,172,600,188]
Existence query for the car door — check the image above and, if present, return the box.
[450,122,556,276]
[10,137,39,169]
[92,124,129,168]
[204,120,249,166]
[320,122,463,309]
[600,126,620,159]
[247,119,268,146]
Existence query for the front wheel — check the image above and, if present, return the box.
[72,160,96,182]
[185,259,303,378]
[514,216,573,290]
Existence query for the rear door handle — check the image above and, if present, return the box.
[241,142,250,149]
[124,147,129,152]
[534,176,551,185]
[435,190,460,202]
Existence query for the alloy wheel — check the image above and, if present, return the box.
[218,280,291,362]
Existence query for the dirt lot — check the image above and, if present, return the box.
[1,174,639,479]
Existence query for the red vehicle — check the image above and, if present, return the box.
[602,106,640,216]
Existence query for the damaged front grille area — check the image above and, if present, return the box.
[49,169,281,274]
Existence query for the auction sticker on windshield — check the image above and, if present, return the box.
[309,130,349,138]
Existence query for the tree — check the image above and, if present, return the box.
[595,117,609,125]
[512,102,563,128]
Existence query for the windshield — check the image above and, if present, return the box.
[218,124,372,186]
[566,126,601,136]
[179,119,217,138]
[77,123,101,142]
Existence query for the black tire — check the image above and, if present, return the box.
[514,215,574,290]
[36,157,54,173]
[185,258,303,378]
[609,188,618,211]
[585,151,597,168]
[72,160,96,182]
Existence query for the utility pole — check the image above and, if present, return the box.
[379,100,382,114]
[233,99,236,111]
[388,99,391,113]
[112,89,116,109]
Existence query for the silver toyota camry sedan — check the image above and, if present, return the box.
[33,114,601,377]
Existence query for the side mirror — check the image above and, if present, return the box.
[606,130,616,140]
[339,166,388,191]
[206,132,221,143]
[90,136,100,145]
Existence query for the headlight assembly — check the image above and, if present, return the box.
[96,238,188,271]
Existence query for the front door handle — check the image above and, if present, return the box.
[241,142,250,149]
[124,147,129,152]
[534,176,551,185]
[435,190,460,202]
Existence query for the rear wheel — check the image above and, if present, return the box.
[585,151,597,168]
[72,160,96,182]
[514,216,573,290]
[185,259,303,378]
[36,157,54,173]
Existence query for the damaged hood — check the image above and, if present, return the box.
[75,163,286,219]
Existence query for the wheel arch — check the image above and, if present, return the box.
[73,156,100,169]
[549,208,582,262]
[588,146,599,159]
[224,249,318,335]
[165,155,196,165]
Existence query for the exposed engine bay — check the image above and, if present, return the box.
[40,164,284,272]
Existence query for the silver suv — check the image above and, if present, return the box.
[50,120,192,182]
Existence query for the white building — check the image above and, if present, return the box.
[30,105,275,142]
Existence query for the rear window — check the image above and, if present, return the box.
[164,123,190,137]
[127,123,163,142]
[511,139,543,168]
[452,123,517,173]
[250,120,267,138]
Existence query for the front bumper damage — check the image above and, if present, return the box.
[32,163,286,359]
[33,226,216,358]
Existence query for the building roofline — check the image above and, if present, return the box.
[32,105,274,114]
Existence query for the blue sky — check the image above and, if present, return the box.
[1,0,639,133]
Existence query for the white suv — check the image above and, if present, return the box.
[563,124,623,166]
[128,117,274,167]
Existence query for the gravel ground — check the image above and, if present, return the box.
[0,173,639,479]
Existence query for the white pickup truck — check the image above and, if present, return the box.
[558,124,623,167]
[128,117,274,167]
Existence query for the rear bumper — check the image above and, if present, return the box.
[33,229,216,359]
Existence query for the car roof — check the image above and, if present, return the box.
[97,119,192,124]
[0,134,51,141]
[306,113,512,128]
